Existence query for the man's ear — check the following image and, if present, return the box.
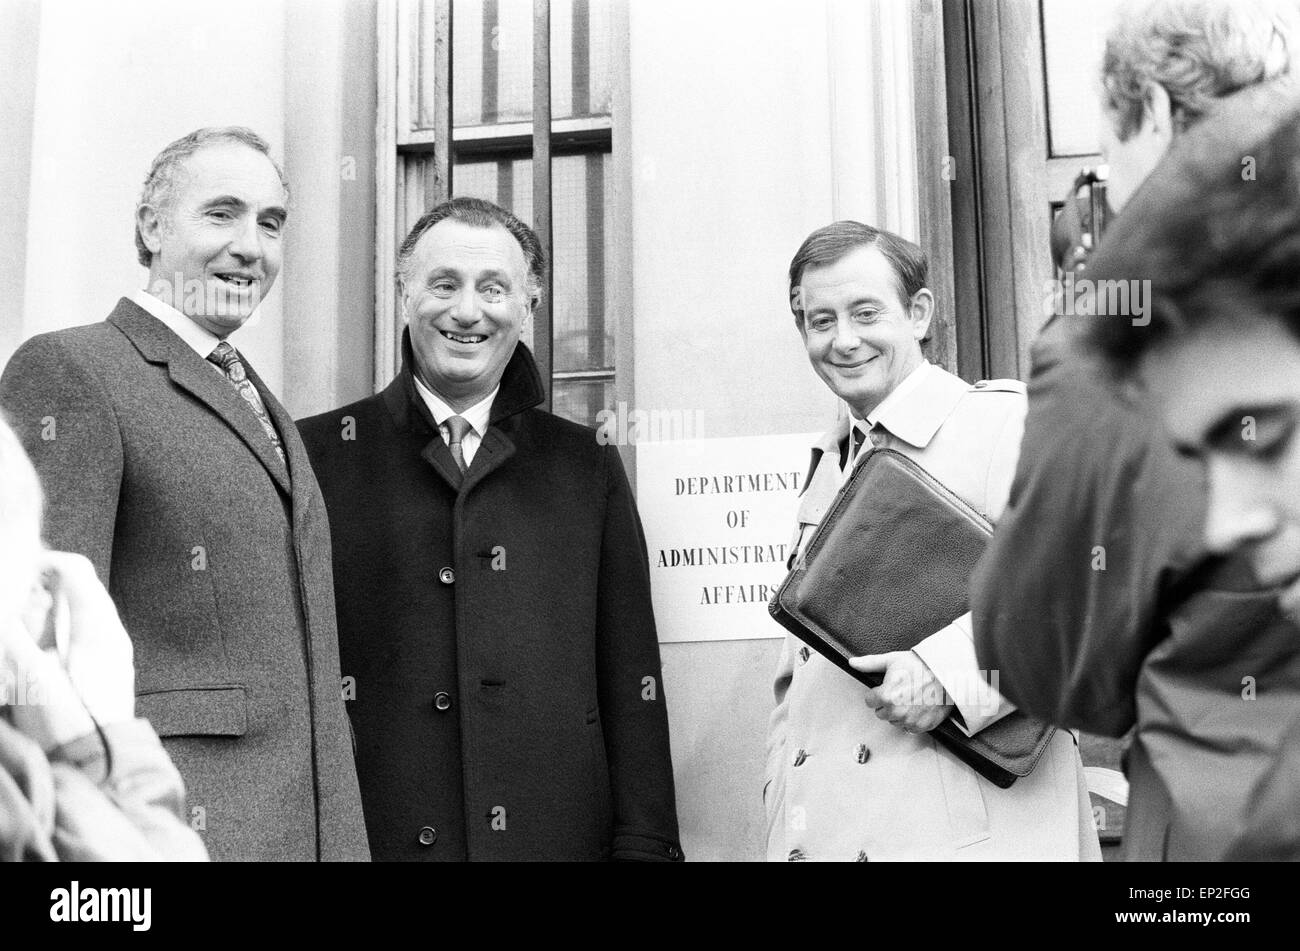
[908,288,935,341]
[137,204,164,258]
[520,296,537,336]
[1143,82,1175,143]
[395,279,410,322]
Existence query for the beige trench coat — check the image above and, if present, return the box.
[764,362,1101,861]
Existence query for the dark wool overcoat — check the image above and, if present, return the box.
[297,335,682,861]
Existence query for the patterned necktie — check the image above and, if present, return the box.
[207,342,286,465]
[444,415,472,474]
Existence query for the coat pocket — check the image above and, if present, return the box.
[137,685,249,738]
[933,743,992,850]
[586,706,613,843]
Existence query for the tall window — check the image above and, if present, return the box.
[380,0,623,429]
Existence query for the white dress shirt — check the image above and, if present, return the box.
[412,375,498,467]
[131,289,226,364]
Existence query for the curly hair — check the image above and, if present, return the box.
[1101,0,1300,140]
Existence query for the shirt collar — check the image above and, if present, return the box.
[131,288,225,360]
[412,374,499,436]
[855,360,965,449]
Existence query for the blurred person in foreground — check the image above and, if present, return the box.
[1082,100,1300,861]
[0,415,207,861]
[971,0,1300,859]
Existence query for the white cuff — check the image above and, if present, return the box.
[913,613,1015,735]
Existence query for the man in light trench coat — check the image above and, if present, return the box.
[764,221,1101,861]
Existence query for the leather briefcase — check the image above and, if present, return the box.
[769,446,1056,788]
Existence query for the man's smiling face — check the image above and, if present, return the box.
[141,141,287,336]
[1140,314,1300,610]
[797,244,931,420]
[403,218,532,410]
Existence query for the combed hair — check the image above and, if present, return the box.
[134,127,289,267]
[396,197,546,304]
[788,221,928,326]
[1102,0,1300,140]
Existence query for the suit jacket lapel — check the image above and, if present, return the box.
[411,397,519,492]
[108,299,292,496]
[461,426,516,493]
[797,417,851,529]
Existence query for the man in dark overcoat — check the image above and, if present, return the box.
[298,197,682,861]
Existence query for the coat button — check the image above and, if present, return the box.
[793,749,808,767]
[666,844,682,861]
[856,744,871,764]
[438,566,455,585]
[798,646,811,664]
[417,826,438,846]
[433,691,452,712]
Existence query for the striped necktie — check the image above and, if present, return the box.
[207,342,286,465]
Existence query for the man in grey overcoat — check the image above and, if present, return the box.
[0,127,368,861]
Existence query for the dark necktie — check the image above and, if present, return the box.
[851,425,867,461]
[844,423,886,472]
[207,342,286,465]
[445,415,472,473]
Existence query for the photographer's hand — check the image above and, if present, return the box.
[1,618,96,751]
[38,550,136,727]
[2,551,135,751]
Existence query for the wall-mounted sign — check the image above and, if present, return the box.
[637,432,819,643]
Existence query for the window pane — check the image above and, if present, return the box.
[552,378,612,430]
[453,150,614,378]
[449,0,612,128]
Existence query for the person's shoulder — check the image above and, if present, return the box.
[945,375,1027,433]
[967,377,1027,397]
[924,364,1025,408]
[0,322,124,403]
[6,321,118,368]
[972,374,1029,400]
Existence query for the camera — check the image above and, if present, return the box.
[1051,164,1112,277]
